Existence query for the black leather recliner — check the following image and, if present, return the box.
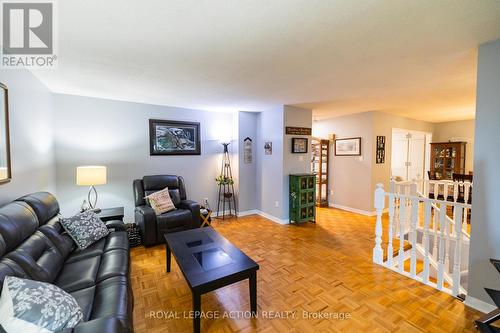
[0,192,133,333]
[133,175,200,247]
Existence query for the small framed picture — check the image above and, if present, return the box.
[264,141,272,155]
[376,136,385,164]
[335,137,361,156]
[292,138,308,153]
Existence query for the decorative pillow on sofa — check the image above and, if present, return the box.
[0,276,83,333]
[59,211,109,250]
[145,187,176,215]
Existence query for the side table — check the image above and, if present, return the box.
[200,209,212,227]
[96,207,124,222]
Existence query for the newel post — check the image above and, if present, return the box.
[373,183,385,265]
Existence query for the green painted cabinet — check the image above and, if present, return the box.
[289,174,316,224]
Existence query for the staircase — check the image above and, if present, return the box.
[373,181,471,297]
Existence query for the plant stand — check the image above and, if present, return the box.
[216,143,237,220]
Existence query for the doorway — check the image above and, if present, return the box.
[391,128,432,182]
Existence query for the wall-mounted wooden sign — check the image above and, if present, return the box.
[285,126,312,135]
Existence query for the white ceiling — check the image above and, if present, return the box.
[33,0,500,122]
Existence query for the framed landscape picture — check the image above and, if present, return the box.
[335,137,361,156]
[292,138,308,153]
[149,119,201,155]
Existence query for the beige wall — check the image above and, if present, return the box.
[313,112,374,213]
[313,111,434,213]
[372,112,434,201]
[313,111,475,214]
[433,119,475,173]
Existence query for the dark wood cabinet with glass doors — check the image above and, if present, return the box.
[429,142,466,180]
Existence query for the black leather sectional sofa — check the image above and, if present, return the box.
[0,192,133,333]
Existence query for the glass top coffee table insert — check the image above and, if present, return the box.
[164,227,259,333]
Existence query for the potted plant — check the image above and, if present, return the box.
[215,175,234,198]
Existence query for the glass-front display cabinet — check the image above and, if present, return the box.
[429,142,466,180]
[311,138,329,207]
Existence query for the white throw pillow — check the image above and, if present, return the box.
[0,276,83,333]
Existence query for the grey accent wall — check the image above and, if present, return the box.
[0,70,55,204]
[238,111,258,212]
[282,105,312,219]
[256,108,284,219]
[468,38,500,306]
[53,94,235,222]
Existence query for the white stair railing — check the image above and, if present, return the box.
[392,179,471,239]
[373,183,471,297]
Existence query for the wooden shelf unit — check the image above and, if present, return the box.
[311,138,329,207]
[429,142,466,180]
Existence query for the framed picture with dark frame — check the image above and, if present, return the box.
[0,83,11,185]
[149,119,201,155]
[334,137,361,156]
[376,135,386,164]
[291,138,308,153]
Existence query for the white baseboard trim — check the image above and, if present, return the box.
[213,210,237,217]
[213,208,289,225]
[255,210,289,225]
[329,203,378,216]
[464,295,497,314]
[216,209,289,225]
[237,210,259,217]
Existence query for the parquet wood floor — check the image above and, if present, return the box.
[130,208,482,333]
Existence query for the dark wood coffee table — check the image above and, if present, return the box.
[164,227,259,333]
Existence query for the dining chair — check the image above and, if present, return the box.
[452,173,473,204]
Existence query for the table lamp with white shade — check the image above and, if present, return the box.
[0,167,8,180]
[76,166,107,213]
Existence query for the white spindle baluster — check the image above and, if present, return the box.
[398,196,406,272]
[434,182,438,200]
[445,208,451,273]
[394,197,400,237]
[373,184,385,265]
[432,205,438,260]
[387,193,395,266]
[437,203,446,290]
[452,205,464,296]
[410,197,419,277]
[463,185,471,233]
[443,184,449,202]
[453,182,459,203]
[422,200,431,284]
